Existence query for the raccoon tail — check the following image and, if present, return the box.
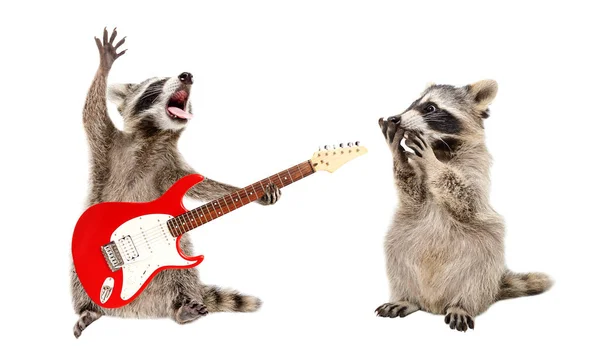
[201,284,262,313]
[496,270,553,301]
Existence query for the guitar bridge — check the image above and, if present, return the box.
[101,241,124,272]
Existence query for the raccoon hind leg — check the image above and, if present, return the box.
[73,310,102,338]
[173,296,209,324]
[444,306,475,332]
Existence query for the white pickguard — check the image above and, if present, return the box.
[110,214,195,301]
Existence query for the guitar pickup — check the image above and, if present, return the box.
[101,241,124,272]
[117,235,139,262]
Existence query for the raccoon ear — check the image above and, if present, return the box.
[467,79,498,109]
[107,83,135,107]
[421,81,436,95]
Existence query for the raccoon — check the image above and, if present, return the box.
[375,80,552,331]
[71,28,281,338]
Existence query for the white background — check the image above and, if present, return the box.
[1,0,598,352]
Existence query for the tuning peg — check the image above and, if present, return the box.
[339,142,345,148]
[324,145,330,150]
[355,141,360,146]
[348,142,354,147]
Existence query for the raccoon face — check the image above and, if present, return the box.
[108,72,194,133]
[387,80,498,150]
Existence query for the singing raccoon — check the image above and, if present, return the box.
[71,28,282,338]
[375,80,552,332]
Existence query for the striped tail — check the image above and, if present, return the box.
[201,284,262,313]
[496,271,553,301]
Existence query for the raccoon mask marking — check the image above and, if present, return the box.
[386,80,498,159]
[107,72,195,133]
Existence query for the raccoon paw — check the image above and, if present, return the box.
[258,183,281,205]
[73,310,102,338]
[405,131,437,164]
[444,307,475,332]
[94,27,127,72]
[375,301,419,318]
[174,300,209,324]
[378,118,407,161]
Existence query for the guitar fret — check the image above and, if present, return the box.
[172,161,317,235]
[214,199,223,216]
[167,220,175,236]
[183,213,191,232]
[222,196,232,213]
[191,209,200,227]
[266,176,273,191]
[228,194,237,210]
[276,172,285,187]
[250,184,258,200]
[234,190,243,208]
[210,200,219,217]
[202,205,212,222]
[199,207,208,223]
[297,164,304,178]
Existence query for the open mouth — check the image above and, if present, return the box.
[166,90,193,121]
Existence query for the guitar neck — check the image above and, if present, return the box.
[167,160,315,236]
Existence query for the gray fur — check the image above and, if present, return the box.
[376,80,552,332]
[71,28,279,338]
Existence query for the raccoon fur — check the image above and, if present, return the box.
[375,80,552,332]
[71,28,281,338]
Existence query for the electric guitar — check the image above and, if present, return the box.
[72,142,367,308]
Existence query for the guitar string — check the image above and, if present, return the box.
[131,166,306,247]
[119,175,293,252]
[108,165,312,254]
[121,168,301,245]
[101,151,357,263]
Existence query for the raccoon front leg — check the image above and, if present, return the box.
[378,118,426,204]
[405,132,476,222]
[156,164,281,205]
[84,28,126,203]
[375,301,420,318]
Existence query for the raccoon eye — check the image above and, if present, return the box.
[425,104,436,113]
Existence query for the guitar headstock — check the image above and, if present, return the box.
[311,141,368,173]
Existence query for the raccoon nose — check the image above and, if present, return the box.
[388,115,401,123]
[178,72,194,85]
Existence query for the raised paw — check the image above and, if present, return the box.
[94,27,127,72]
[375,301,419,318]
[444,308,475,332]
[259,183,281,205]
[175,300,209,324]
[405,131,437,164]
[378,118,407,161]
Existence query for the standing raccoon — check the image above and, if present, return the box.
[375,80,552,331]
[71,28,281,338]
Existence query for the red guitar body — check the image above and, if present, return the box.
[71,174,205,309]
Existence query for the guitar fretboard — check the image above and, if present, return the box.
[166,161,315,236]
